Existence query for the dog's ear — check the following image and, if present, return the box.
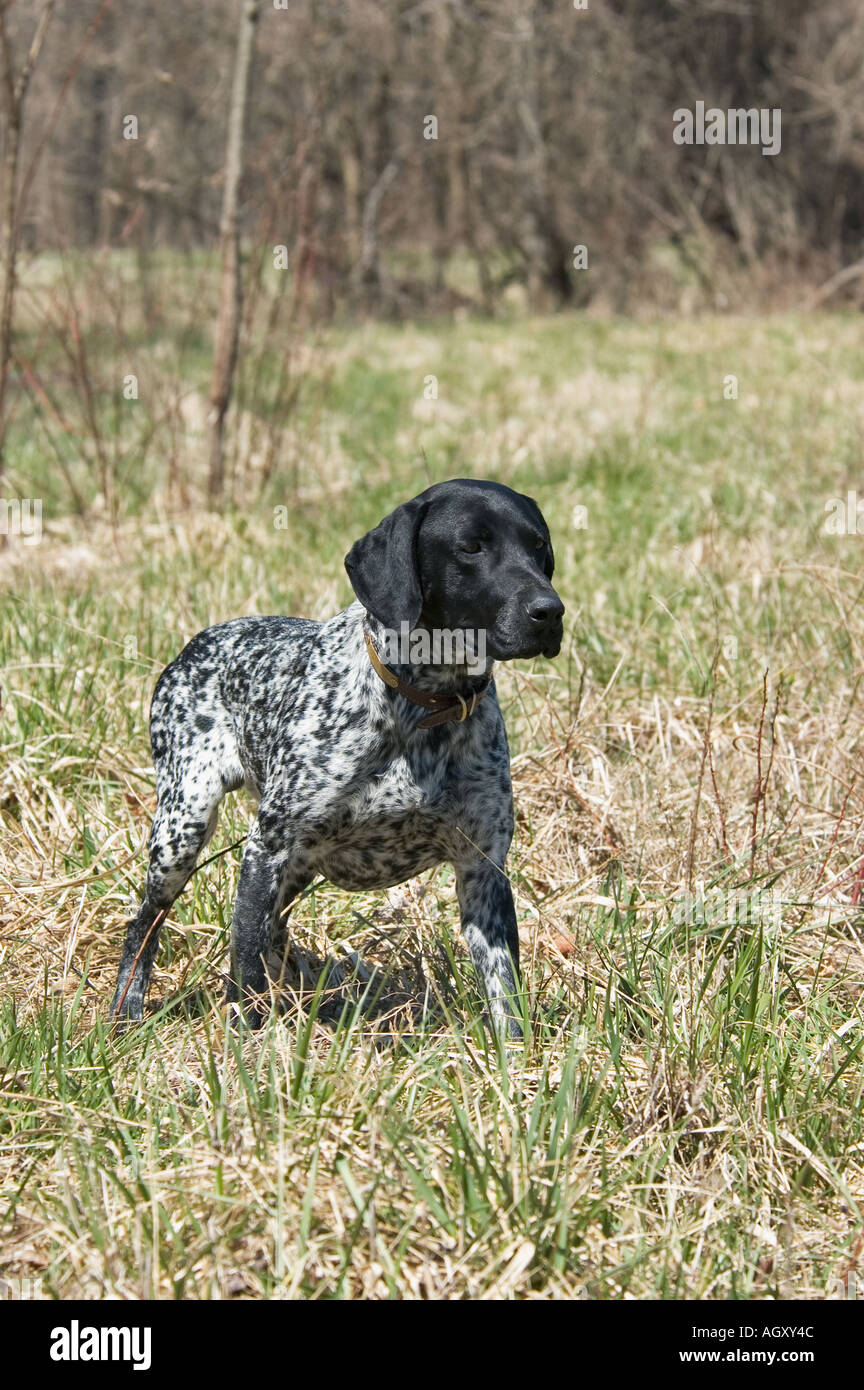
[345,497,428,629]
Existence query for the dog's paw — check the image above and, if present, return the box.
[225,996,265,1032]
[109,1006,141,1034]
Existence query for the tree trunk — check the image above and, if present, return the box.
[0,82,21,487]
[0,0,56,498]
[357,155,400,302]
[515,6,572,312]
[207,0,261,506]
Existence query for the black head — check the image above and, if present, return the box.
[344,478,564,662]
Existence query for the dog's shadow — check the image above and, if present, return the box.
[155,932,465,1045]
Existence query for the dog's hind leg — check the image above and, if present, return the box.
[110,765,231,1023]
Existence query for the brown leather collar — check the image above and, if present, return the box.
[364,632,490,728]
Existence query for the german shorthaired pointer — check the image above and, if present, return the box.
[111,479,564,1036]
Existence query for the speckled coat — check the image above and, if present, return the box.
[111,602,521,1033]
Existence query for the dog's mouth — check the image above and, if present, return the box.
[488,623,563,662]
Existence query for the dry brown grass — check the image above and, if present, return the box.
[2,312,864,1299]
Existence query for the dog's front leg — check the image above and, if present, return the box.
[227,826,309,1027]
[454,856,523,1040]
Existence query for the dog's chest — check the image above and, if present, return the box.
[312,742,462,890]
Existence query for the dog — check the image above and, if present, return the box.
[111,478,564,1036]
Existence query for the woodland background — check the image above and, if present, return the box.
[1,0,863,1303]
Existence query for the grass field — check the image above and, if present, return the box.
[1,301,863,1299]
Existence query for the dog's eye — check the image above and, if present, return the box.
[535,537,546,550]
[461,542,482,554]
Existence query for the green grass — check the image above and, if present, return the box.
[1,273,863,1298]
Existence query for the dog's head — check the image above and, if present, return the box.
[345,479,564,662]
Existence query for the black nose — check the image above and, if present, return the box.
[527,594,565,626]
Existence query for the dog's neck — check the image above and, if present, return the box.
[361,613,494,696]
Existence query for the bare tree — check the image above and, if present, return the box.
[2,0,863,395]
[208,0,260,505]
[356,154,401,304]
[514,4,572,311]
[0,0,55,496]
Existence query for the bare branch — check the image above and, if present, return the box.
[0,3,17,121]
[14,0,56,107]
